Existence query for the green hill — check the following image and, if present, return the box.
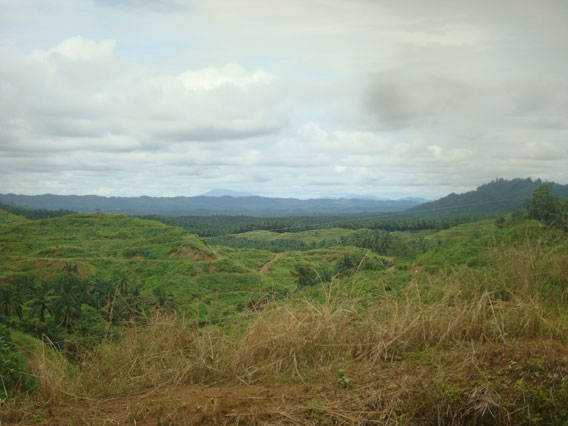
[0,208,28,224]
[0,202,75,220]
[0,212,387,321]
[408,178,568,215]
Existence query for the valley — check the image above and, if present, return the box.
[1,180,567,424]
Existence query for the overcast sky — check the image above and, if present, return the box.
[1,0,567,199]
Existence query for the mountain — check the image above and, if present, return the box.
[0,193,422,216]
[201,189,256,197]
[5,178,562,217]
[321,194,388,200]
[407,178,568,215]
[399,197,430,203]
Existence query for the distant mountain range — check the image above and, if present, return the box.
[1,178,565,217]
[0,193,423,216]
[317,194,429,202]
[408,178,568,215]
[201,189,429,203]
[201,189,256,197]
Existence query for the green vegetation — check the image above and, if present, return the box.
[524,182,568,229]
[410,177,568,215]
[0,202,75,220]
[1,182,568,424]
[141,212,486,237]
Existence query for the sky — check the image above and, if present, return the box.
[0,0,567,200]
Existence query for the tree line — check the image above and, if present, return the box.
[139,213,486,237]
[0,202,76,219]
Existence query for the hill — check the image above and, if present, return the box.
[2,212,568,424]
[0,193,422,216]
[0,212,269,320]
[408,178,568,215]
[2,186,568,425]
[0,211,392,322]
[0,208,27,224]
[0,201,76,220]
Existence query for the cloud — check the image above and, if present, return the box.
[91,0,186,13]
[361,73,472,130]
[1,36,287,155]
[31,36,116,63]
[0,0,567,199]
[178,63,275,91]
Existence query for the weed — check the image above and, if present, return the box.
[337,370,351,389]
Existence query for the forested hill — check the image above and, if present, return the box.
[0,193,421,216]
[408,178,568,215]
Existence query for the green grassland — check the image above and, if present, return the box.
[0,212,395,321]
[1,209,562,322]
[0,209,29,225]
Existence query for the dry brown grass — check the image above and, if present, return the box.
[26,346,77,402]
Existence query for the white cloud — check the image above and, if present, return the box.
[178,63,275,91]
[31,36,116,63]
[389,24,506,47]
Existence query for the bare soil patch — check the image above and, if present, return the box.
[40,384,306,425]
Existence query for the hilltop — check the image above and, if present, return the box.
[0,208,27,224]
[409,177,568,215]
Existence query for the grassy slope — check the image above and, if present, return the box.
[229,227,355,243]
[0,211,385,319]
[0,209,28,224]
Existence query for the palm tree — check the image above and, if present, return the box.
[28,281,54,323]
[51,276,82,327]
[116,274,130,296]
[0,285,22,318]
[10,275,35,302]
[150,287,177,311]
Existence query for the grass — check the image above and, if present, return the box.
[0,213,385,320]
[3,228,568,424]
[2,210,568,424]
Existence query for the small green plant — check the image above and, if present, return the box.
[337,370,351,389]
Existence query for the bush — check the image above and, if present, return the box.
[294,264,332,288]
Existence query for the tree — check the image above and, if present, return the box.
[51,275,83,327]
[29,281,54,323]
[0,285,22,319]
[524,183,564,228]
[150,287,177,311]
[294,264,318,288]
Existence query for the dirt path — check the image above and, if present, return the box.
[37,384,308,425]
[259,253,281,275]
